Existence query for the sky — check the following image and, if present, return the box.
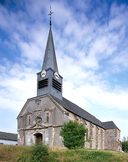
[0,0,128,140]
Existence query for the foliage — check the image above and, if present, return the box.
[0,145,31,162]
[16,154,28,162]
[0,145,128,162]
[122,140,128,152]
[49,149,128,162]
[60,121,87,149]
[31,144,49,162]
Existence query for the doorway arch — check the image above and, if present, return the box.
[34,133,43,144]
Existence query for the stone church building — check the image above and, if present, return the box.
[17,16,121,151]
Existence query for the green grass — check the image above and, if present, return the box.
[0,145,128,162]
[49,149,128,162]
[0,145,31,162]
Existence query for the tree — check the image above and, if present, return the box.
[60,121,87,149]
[122,140,128,152]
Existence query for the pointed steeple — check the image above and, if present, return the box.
[42,27,58,73]
[37,7,62,100]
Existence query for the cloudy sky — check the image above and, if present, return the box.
[0,0,128,139]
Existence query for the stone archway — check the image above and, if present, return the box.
[34,133,43,144]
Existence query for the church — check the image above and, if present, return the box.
[17,12,121,151]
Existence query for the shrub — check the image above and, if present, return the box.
[60,121,87,149]
[16,154,28,162]
[31,144,49,162]
[122,141,128,152]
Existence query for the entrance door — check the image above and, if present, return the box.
[34,133,43,144]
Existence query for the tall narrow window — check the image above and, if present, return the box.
[27,115,31,125]
[46,112,49,123]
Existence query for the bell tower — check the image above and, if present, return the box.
[37,8,63,100]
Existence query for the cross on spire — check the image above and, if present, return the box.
[48,6,53,26]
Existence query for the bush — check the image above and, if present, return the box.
[60,121,87,149]
[16,154,28,162]
[122,141,128,152]
[31,144,49,162]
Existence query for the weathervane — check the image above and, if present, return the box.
[48,6,53,26]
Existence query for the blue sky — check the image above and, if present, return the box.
[0,0,128,139]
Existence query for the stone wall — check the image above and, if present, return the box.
[104,128,121,151]
[17,95,121,151]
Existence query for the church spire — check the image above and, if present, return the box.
[37,7,62,100]
[42,7,58,73]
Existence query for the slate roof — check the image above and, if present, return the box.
[42,27,59,73]
[18,94,119,130]
[102,121,119,130]
[52,95,118,130]
[0,132,17,141]
[52,96,104,128]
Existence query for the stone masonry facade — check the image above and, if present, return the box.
[17,95,121,151]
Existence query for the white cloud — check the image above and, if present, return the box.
[0,0,128,138]
[19,41,42,62]
[63,80,128,111]
[26,0,48,19]
[0,62,37,112]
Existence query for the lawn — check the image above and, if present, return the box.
[0,145,128,162]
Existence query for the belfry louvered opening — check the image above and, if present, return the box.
[38,79,48,89]
[52,79,62,92]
